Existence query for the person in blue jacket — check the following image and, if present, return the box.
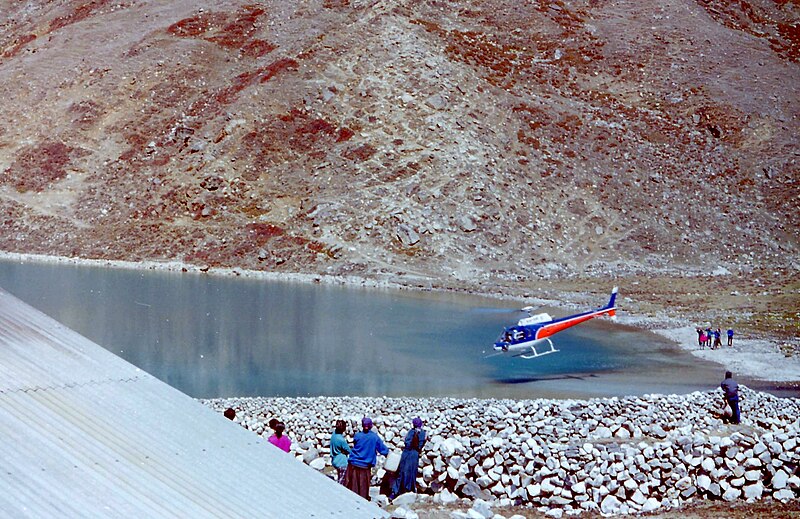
[330,420,351,485]
[391,417,426,499]
[344,417,389,500]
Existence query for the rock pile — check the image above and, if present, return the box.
[203,388,799,515]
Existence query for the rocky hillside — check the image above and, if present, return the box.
[0,1,798,315]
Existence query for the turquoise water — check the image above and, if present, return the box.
[0,258,741,399]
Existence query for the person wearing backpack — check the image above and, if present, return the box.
[391,417,426,499]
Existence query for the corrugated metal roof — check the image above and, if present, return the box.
[0,288,387,518]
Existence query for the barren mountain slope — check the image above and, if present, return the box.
[0,0,798,335]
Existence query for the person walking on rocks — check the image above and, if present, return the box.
[721,371,741,424]
[344,417,389,500]
[268,421,291,452]
[727,328,734,347]
[330,419,351,485]
[391,417,427,499]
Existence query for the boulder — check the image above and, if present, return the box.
[600,495,621,514]
[390,507,418,519]
[723,487,741,501]
[743,482,764,500]
[470,499,493,518]
[641,497,661,512]
[392,493,417,507]
[771,469,789,489]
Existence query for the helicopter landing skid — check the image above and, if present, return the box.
[519,338,559,360]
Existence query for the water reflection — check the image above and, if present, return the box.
[0,259,733,399]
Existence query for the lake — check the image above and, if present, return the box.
[0,258,748,399]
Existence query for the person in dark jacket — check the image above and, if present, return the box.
[721,371,740,424]
[391,417,426,499]
[344,417,389,500]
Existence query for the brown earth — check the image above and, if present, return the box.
[0,1,798,344]
[1,3,798,517]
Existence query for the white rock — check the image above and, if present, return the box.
[697,474,711,491]
[701,458,715,472]
[600,495,621,514]
[309,458,326,470]
[392,493,417,507]
[743,482,763,500]
[490,482,505,496]
[440,488,458,504]
[541,478,556,494]
[744,470,761,482]
[641,497,661,512]
[774,488,794,502]
[545,509,563,518]
[526,484,541,497]
[595,427,612,439]
[723,487,741,501]
[390,507,418,519]
[471,499,492,518]
[772,469,789,489]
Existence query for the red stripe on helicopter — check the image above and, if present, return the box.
[535,308,615,340]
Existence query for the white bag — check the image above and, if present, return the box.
[384,451,401,472]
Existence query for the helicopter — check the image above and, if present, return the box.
[492,287,618,359]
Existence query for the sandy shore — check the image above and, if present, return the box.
[2,251,798,387]
[652,326,800,383]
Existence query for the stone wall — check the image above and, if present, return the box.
[203,388,799,515]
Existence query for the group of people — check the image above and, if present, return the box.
[224,407,425,500]
[333,416,426,501]
[697,327,734,349]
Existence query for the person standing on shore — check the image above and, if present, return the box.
[697,328,704,349]
[330,420,351,485]
[268,421,292,452]
[391,417,426,499]
[713,328,722,349]
[344,417,389,500]
[721,371,741,424]
[727,328,734,347]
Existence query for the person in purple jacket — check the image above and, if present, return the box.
[344,417,389,500]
